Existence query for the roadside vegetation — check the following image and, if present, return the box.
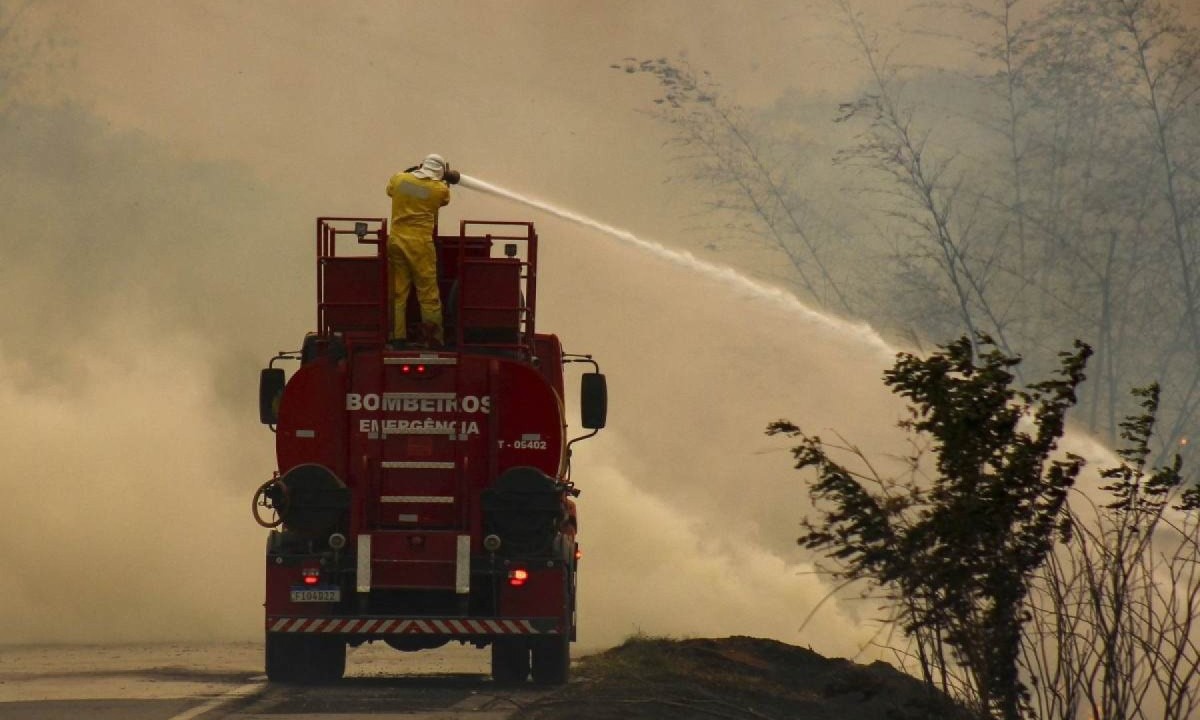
[770,336,1200,720]
[618,0,1200,468]
[515,633,973,720]
[620,9,1200,711]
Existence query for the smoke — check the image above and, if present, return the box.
[5,0,1165,663]
[0,51,935,655]
[0,313,262,643]
[0,102,288,643]
[579,464,872,653]
[516,204,919,653]
[0,104,917,651]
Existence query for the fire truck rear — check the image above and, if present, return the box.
[255,218,606,684]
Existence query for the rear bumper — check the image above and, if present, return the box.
[266,615,562,636]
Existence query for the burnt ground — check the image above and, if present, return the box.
[513,635,973,720]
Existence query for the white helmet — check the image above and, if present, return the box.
[411,153,446,180]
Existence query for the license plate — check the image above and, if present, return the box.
[290,587,341,603]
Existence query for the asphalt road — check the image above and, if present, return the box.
[0,642,555,719]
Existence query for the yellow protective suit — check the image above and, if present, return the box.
[386,171,450,343]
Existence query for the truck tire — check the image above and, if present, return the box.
[310,636,347,682]
[266,634,346,684]
[530,632,570,685]
[266,634,301,682]
[490,638,530,684]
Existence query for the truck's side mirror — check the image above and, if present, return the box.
[580,373,607,430]
[259,368,286,425]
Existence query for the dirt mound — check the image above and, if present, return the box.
[514,635,970,720]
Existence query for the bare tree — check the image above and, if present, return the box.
[826,0,1199,455]
[833,0,1024,366]
[981,0,1150,442]
[619,0,1200,454]
[774,339,1200,720]
[1101,0,1200,458]
[613,57,855,313]
[1023,386,1200,720]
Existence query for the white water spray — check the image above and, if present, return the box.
[459,174,894,358]
[456,173,913,653]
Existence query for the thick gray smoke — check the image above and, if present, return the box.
[3,0,1163,661]
[0,103,297,642]
[524,208,915,652]
[0,99,916,652]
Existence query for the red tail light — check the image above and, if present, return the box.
[302,567,320,586]
[507,568,529,588]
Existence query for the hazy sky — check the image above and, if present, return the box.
[22,0,1200,205]
[21,1,909,235]
[2,0,1168,652]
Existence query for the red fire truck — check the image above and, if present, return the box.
[255,217,606,684]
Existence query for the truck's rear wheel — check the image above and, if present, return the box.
[530,632,570,684]
[266,634,346,684]
[490,638,530,684]
[311,636,346,682]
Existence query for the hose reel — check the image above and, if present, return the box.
[252,464,349,536]
[481,466,567,556]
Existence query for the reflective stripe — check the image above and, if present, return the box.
[384,426,456,437]
[384,356,457,366]
[382,461,455,470]
[267,616,551,635]
[396,179,431,199]
[456,535,471,595]
[357,535,371,593]
[381,495,455,503]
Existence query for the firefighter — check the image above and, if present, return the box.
[386,153,452,347]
